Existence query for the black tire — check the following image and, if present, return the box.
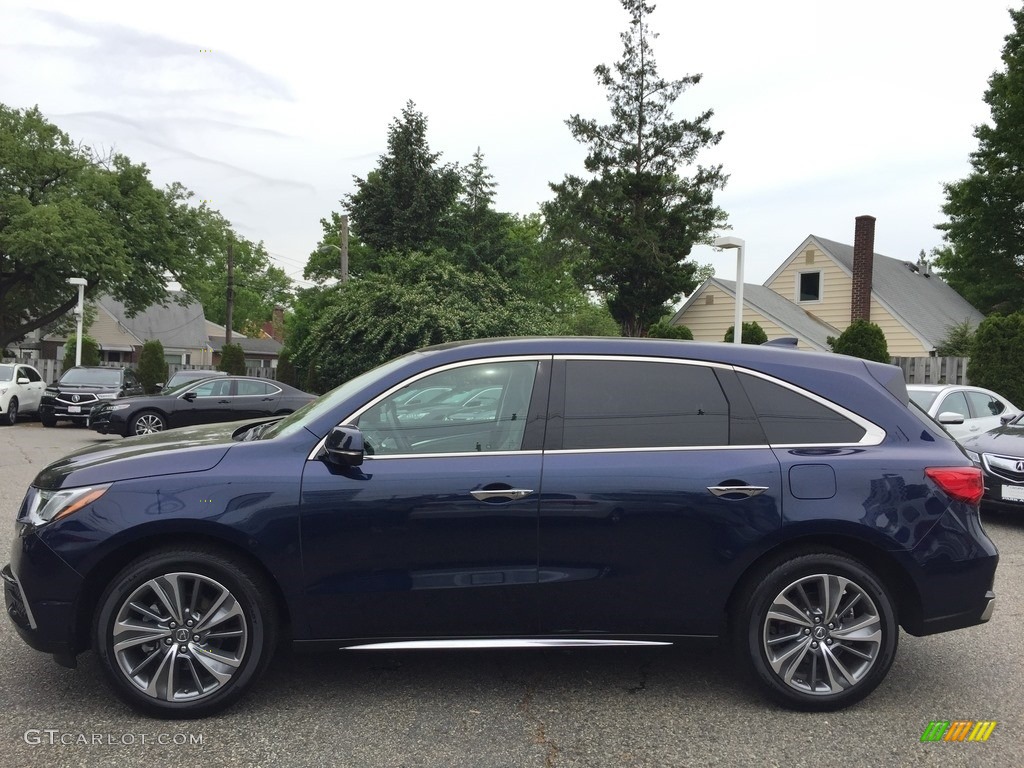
[40,414,56,427]
[129,410,167,436]
[93,546,278,719]
[2,398,16,426]
[734,551,898,711]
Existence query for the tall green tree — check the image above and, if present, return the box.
[137,339,169,393]
[344,101,462,254]
[295,250,553,389]
[968,313,1024,405]
[936,8,1024,314]
[0,105,207,350]
[543,0,727,337]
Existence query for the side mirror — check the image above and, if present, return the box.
[937,411,965,425]
[183,391,198,402]
[1000,412,1019,426]
[156,382,165,389]
[324,425,364,467]
[16,377,29,385]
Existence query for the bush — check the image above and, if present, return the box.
[935,319,976,357]
[219,343,246,375]
[968,312,1024,406]
[827,320,890,363]
[137,340,168,393]
[62,334,100,367]
[648,321,693,340]
[724,321,768,345]
[276,348,297,388]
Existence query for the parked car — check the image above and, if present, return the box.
[4,338,997,718]
[0,363,45,425]
[159,368,226,392]
[38,366,145,427]
[961,412,1024,512]
[89,376,316,437]
[906,384,1018,441]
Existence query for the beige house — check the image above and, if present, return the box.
[672,216,985,356]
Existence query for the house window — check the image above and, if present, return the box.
[798,271,821,302]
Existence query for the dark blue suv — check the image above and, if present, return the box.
[3,338,997,718]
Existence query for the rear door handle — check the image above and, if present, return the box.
[707,486,769,498]
[471,488,534,502]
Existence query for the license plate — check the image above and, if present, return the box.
[1001,484,1024,502]
[67,405,81,413]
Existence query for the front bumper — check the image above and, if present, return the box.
[39,402,98,422]
[5,527,87,663]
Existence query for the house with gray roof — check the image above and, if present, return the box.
[672,216,985,355]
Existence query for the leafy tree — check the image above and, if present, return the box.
[62,334,100,367]
[295,250,553,389]
[137,339,168,393]
[935,319,977,357]
[543,0,727,337]
[724,321,768,345]
[344,101,462,254]
[219,343,246,375]
[936,8,1024,314]
[0,105,208,350]
[648,321,693,340]
[827,320,890,362]
[968,313,1024,405]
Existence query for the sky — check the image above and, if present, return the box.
[0,0,1017,292]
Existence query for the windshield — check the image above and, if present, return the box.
[59,367,121,387]
[0,365,13,382]
[257,353,416,440]
[907,389,939,410]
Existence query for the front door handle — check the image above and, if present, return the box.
[707,485,769,498]
[471,488,534,502]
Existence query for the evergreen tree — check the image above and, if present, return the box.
[219,343,246,375]
[137,339,168,393]
[968,313,1024,405]
[936,8,1024,313]
[543,0,727,337]
[344,101,462,254]
[827,320,890,363]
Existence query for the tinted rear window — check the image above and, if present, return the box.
[738,372,866,444]
[562,360,729,449]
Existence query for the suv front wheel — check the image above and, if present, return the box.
[93,547,278,718]
[736,552,898,711]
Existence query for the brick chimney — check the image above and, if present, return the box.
[851,215,876,323]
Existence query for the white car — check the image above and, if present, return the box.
[0,363,45,426]
[907,384,1019,441]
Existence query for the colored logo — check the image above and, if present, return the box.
[921,721,997,742]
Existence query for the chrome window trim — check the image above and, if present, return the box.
[307,355,550,461]
[553,354,732,370]
[360,450,543,461]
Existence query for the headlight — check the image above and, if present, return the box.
[964,449,982,465]
[107,403,132,411]
[96,393,118,400]
[21,485,110,527]
[0,384,8,394]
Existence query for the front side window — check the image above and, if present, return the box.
[560,360,729,449]
[22,366,41,382]
[937,391,969,420]
[356,360,539,456]
[188,379,233,398]
[966,391,1005,418]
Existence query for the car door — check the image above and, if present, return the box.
[965,390,1010,436]
[173,378,237,427]
[536,357,783,638]
[298,357,550,640]
[17,365,45,411]
[233,379,281,419]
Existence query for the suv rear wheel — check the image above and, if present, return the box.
[735,552,898,711]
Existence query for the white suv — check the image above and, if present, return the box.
[907,384,1018,441]
[0,363,45,426]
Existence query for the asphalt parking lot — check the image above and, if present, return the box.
[0,421,1021,768]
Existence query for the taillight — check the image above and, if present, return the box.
[925,467,984,505]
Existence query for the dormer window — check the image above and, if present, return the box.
[798,271,822,303]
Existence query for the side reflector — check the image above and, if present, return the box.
[925,467,984,505]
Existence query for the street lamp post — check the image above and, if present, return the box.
[66,277,87,365]
[714,237,745,345]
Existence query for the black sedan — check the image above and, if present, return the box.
[88,376,316,437]
[961,412,1024,511]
